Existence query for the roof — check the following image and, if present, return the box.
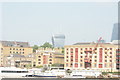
[53,52,64,55]
[8,54,25,58]
[73,42,95,45]
[0,40,30,47]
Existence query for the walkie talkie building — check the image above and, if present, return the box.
[52,34,65,48]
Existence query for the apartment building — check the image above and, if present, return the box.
[0,43,3,66]
[6,54,34,68]
[0,41,33,67]
[64,42,119,72]
[35,48,64,67]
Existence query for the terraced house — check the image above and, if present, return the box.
[0,41,33,67]
[35,48,64,68]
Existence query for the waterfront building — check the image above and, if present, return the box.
[0,41,33,67]
[35,48,64,67]
[6,54,34,68]
[64,42,119,72]
[0,43,3,67]
[111,23,120,42]
[52,34,65,48]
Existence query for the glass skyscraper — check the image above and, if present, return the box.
[111,23,120,42]
[52,34,65,48]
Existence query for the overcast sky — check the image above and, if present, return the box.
[0,2,118,46]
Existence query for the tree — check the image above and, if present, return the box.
[32,45,39,52]
[62,47,64,53]
[40,42,53,48]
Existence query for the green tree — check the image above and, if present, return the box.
[40,42,53,48]
[32,45,39,52]
[62,47,64,53]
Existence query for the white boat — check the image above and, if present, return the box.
[30,70,65,78]
[0,67,32,78]
[64,70,101,78]
[26,69,66,78]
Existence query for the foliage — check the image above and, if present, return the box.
[32,45,39,52]
[102,72,120,75]
[26,64,32,69]
[36,65,43,68]
[62,47,64,53]
[66,69,72,73]
[51,63,61,67]
[41,65,49,72]
[40,42,53,48]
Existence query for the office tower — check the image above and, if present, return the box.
[111,23,120,42]
[52,34,65,48]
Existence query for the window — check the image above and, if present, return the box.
[38,56,41,58]
[49,59,52,61]
[10,48,11,50]
[110,48,112,50]
[16,49,18,50]
[71,59,73,61]
[110,60,112,62]
[38,62,41,64]
[66,56,69,58]
[105,48,107,50]
[66,60,68,62]
[10,51,11,53]
[110,56,112,58]
[50,56,52,58]
[95,56,97,58]
[38,59,41,61]
[95,60,97,62]
[23,52,24,54]
[90,56,92,58]
[81,48,82,50]
[23,49,24,51]
[105,52,107,54]
[80,63,82,67]
[105,60,107,62]
[94,64,97,67]
[81,52,83,54]
[80,60,82,62]
[105,56,107,58]
[66,63,68,67]
[110,52,112,54]
[80,56,83,58]
[20,45,23,47]
[49,62,52,64]
[13,48,15,50]
[105,64,107,67]
[20,49,21,50]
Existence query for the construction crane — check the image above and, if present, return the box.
[84,37,102,68]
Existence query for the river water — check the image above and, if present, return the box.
[1,78,119,80]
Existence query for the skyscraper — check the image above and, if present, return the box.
[111,23,120,42]
[52,34,65,48]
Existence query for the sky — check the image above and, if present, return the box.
[0,2,118,46]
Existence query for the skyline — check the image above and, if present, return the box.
[0,2,118,46]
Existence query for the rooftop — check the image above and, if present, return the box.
[0,40,30,47]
